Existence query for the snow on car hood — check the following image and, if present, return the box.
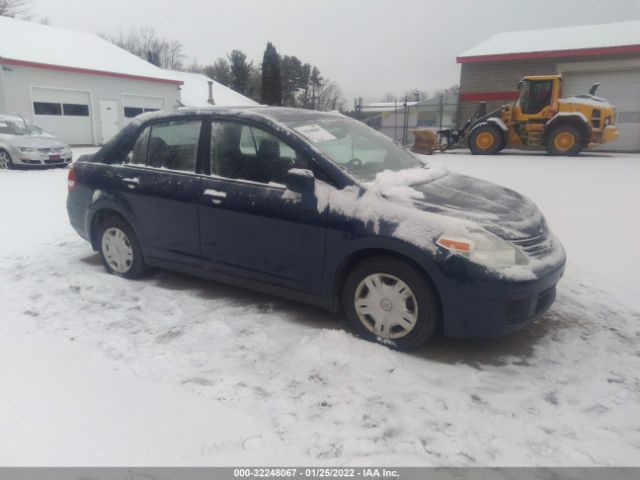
[4,135,66,149]
[409,171,546,240]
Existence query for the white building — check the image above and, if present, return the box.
[0,16,184,145]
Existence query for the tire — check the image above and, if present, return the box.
[545,124,583,156]
[343,256,440,351]
[469,124,503,155]
[0,149,14,170]
[97,216,148,279]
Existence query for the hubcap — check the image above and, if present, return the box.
[101,227,134,274]
[553,132,576,151]
[475,131,495,149]
[354,273,419,340]
[0,152,9,169]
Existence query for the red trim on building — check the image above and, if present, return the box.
[0,57,183,85]
[459,91,520,102]
[457,44,640,63]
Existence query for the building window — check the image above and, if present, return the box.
[124,107,161,118]
[62,103,89,116]
[124,107,144,118]
[34,102,62,115]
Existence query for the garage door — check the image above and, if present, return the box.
[563,71,640,151]
[122,95,165,125]
[31,87,94,145]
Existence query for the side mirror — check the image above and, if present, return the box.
[589,83,600,96]
[285,168,315,194]
[517,80,523,90]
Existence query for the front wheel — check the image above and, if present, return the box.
[0,150,14,169]
[545,125,583,156]
[343,256,440,350]
[97,216,148,279]
[469,124,504,155]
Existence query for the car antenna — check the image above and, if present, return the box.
[17,114,30,134]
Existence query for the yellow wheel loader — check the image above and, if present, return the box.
[440,74,619,156]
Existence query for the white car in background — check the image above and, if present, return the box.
[0,115,72,169]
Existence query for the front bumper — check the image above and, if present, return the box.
[432,256,566,338]
[590,125,619,145]
[12,148,73,167]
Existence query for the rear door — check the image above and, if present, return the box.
[198,120,328,294]
[112,118,203,267]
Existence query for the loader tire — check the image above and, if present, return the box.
[545,125,583,156]
[469,124,503,155]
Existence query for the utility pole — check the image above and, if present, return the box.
[354,97,362,120]
[402,95,409,145]
[439,93,444,132]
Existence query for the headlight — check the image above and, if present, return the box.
[19,147,37,152]
[436,229,528,268]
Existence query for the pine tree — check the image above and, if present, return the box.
[228,50,251,96]
[260,42,282,106]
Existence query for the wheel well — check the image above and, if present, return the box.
[332,248,442,316]
[89,209,126,250]
[545,117,590,145]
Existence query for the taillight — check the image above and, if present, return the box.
[67,167,77,192]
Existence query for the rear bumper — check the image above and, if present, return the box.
[433,258,566,338]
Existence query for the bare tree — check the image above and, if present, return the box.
[101,27,185,70]
[316,80,344,111]
[0,0,29,17]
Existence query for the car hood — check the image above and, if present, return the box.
[407,172,546,240]
[2,134,66,149]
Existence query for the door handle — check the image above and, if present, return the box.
[204,189,227,204]
[122,177,140,189]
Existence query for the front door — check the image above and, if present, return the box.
[198,120,328,294]
[99,99,120,143]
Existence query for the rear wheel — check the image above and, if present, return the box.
[0,150,14,169]
[469,124,503,155]
[97,216,148,279]
[545,125,583,156]
[343,256,439,350]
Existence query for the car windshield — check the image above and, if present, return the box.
[0,119,30,136]
[280,114,424,181]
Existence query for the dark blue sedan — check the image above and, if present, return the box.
[66,107,565,350]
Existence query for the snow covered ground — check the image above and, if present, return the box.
[0,148,639,466]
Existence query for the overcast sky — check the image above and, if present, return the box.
[30,0,640,104]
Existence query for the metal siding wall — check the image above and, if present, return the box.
[0,64,180,145]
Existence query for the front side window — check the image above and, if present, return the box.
[210,121,307,185]
[0,120,29,135]
[145,120,201,172]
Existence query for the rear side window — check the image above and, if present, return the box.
[147,120,201,172]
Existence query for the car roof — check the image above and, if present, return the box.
[137,105,347,125]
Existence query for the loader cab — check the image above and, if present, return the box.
[514,75,562,121]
